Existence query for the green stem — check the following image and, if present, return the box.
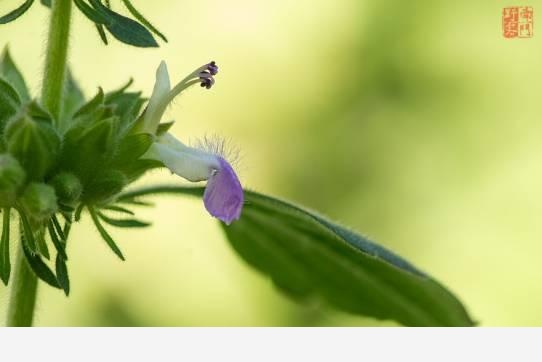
[41,0,73,122]
[5,0,74,327]
[6,237,38,327]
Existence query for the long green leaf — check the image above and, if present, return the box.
[48,220,67,261]
[120,0,167,42]
[22,242,60,288]
[18,211,37,253]
[118,185,474,326]
[88,0,158,48]
[0,0,35,24]
[0,209,11,285]
[97,211,150,228]
[55,253,69,295]
[89,207,125,260]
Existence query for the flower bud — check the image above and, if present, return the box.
[50,172,82,205]
[20,182,57,221]
[0,154,26,207]
[4,115,60,180]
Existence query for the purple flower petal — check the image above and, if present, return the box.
[203,157,244,224]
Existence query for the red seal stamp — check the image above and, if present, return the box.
[503,6,534,38]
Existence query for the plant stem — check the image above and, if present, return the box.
[6,239,38,327]
[41,0,73,122]
[5,0,75,327]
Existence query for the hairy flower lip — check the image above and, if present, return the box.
[203,156,243,225]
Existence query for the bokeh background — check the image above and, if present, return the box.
[1,0,541,326]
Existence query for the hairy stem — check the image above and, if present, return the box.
[41,0,73,122]
[6,236,38,327]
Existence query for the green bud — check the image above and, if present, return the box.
[20,183,58,221]
[50,172,83,205]
[4,115,60,180]
[0,154,25,207]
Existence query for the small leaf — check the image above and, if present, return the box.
[48,220,67,261]
[22,241,60,288]
[113,133,153,165]
[27,101,53,123]
[74,204,84,222]
[73,0,108,24]
[120,0,168,42]
[88,0,158,48]
[102,205,134,215]
[0,208,11,285]
[73,87,103,118]
[55,253,69,295]
[0,0,35,25]
[0,47,30,102]
[95,23,109,44]
[60,69,86,126]
[51,214,65,241]
[18,211,36,253]
[35,229,50,260]
[89,207,125,260]
[156,121,174,137]
[60,117,116,183]
[97,211,150,228]
[118,158,162,183]
[105,91,144,128]
[0,78,22,127]
[118,185,475,327]
[40,0,51,8]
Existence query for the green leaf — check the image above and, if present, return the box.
[95,23,109,44]
[55,253,69,295]
[35,228,50,260]
[27,100,53,123]
[0,208,11,285]
[118,185,474,327]
[18,211,36,253]
[120,0,168,42]
[51,214,66,241]
[0,0,35,24]
[118,158,162,183]
[73,0,108,24]
[22,241,60,288]
[61,117,116,183]
[84,169,126,202]
[73,87,103,119]
[88,0,158,48]
[97,211,150,228]
[156,121,174,137]
[48,220,67,261]
[113,133,153,165]
[89,207,125,260]
[102,205,134,216]
[40,0,51,8]
[0,47,30,102]
[60,69,86,126]
[105,91,144,129]
[0,78,22,128]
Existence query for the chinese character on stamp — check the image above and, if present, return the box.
[503,6,533,38]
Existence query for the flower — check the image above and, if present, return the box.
[136,61,243,224]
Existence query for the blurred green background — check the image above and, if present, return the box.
[1,0,542,326]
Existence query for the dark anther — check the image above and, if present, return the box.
[200,77,215,89]
[198,63,217,89]
[207,61,218,75]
